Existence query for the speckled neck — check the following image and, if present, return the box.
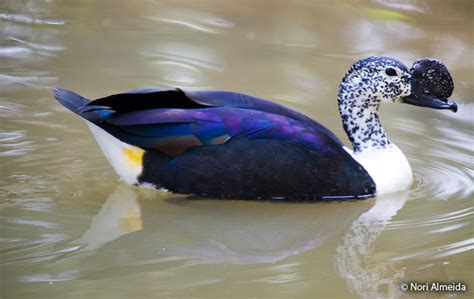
[338,82,392,153]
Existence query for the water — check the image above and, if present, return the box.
[1,1,472,298]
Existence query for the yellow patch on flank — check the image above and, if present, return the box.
[122,146,144,168]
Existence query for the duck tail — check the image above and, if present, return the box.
[54,87,114,123]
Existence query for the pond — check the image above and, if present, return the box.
[1,1,472,298]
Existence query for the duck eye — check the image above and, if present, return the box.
[385,68,397,76]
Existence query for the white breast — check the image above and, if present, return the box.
[345,145,413,195]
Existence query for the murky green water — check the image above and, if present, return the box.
[1,1,473,298]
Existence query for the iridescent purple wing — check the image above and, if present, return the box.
[103,107,334,157]
[87,88,343,146]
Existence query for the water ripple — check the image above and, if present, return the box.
[7,37,64,52]
[140,47,224,72]
[412,160,473,200]
[145,17,224,34]
[0,13,65,25]
[0,217,59,229]
[388,206,474,230]
[391,238,474,261]
[394,117,473,201]
[144,8,234,35]
[0,130,33,157]
[0,46,31,59]
[0,73,56,89]
[151,60,204,85]
[19,270,80,283]
[0,99,25,117]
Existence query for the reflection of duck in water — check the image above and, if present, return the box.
[75,184,143,251]
[335,191,409,299]
[54,57,456,200]
[75,184,372,265]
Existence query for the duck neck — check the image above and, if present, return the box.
[337,85,392,153]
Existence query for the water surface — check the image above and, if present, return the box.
[1,1,473,298]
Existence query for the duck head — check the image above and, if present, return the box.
[339,56,458,111]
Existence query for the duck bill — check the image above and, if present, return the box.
[401,95,458,113]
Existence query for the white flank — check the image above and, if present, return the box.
[86,122,143,185]
[345,145,413,195]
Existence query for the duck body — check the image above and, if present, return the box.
[56,87,375,200]
[55,57,457,200]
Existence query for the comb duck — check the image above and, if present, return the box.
[54,57,457,200]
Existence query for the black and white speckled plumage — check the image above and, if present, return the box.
[338,57,411,152]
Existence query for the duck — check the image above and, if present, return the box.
[54,56,457,200]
